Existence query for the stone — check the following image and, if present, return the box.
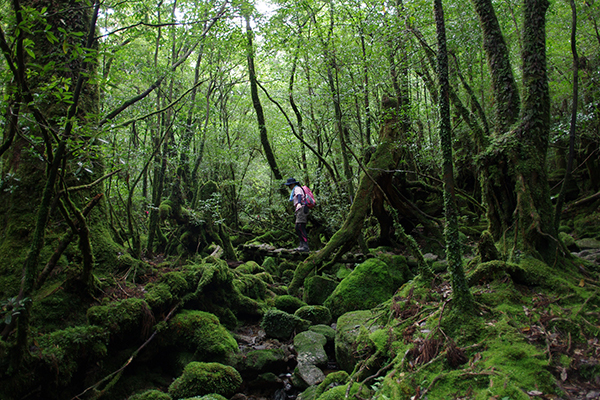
[294,331,328,367]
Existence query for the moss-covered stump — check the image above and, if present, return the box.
[87,298,153,345]
[334,310,381,373]
[303,275,338,305]
[324,258,409,319]
[164,310,238,364]
[260,309,310,340]
[274,294,307,314]
[167,362,242,399]
[294,306,332,326]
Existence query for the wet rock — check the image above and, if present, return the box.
[294,331,328,367]
[261,309,310,340]
[296,363,325,386]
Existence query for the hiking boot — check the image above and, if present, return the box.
[299,242,310,252]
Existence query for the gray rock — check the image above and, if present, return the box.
[296,362,325,386]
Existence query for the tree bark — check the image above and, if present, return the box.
[245,14,282,181]
[434,0,473,313]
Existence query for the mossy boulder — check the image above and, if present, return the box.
[237,348,288,378]
[144,282,174,310]
[294,330,328,367]
[335,310,381,373]
[87,298,152,342]
[303,275,338,305]
[294,306,332,325]
[168,362,242,399]
[260,309,309,340]
[128,389,172,400]
[274,295,307,314]
[324,258,409,319]
[309,324,336,342]
[166,310,238,362]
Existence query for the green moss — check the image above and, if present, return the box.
[274,295,307,313]
[166,310,238,362]
[37,325,108,386]
[87,298,152,338]
[240,348,286,373]
[235,261,265,275]
[278,260,298,276]
[315,383,369,400]
[294,305,332,325]
[233,274,266,300]
[261,309,309,340]
[144,282,174,310]
[314,370,349,398]
[303,275,338,305]
[168,362,242,399]
[261,257,278,275]
[574,211,600,239]
[128,389,172,400]
[309,324,336,342]
[324,258,409,319]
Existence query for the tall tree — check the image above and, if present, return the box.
[434,0,473,312]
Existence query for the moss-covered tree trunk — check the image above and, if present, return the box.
[434,0,474,313]
[510,0,557,263]
[245,14,282,182]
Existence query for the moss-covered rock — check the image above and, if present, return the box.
[335,310,381,373]
[87,298,153,342]
[315,383,368,400]
[237,348,288,378]
[309,324,336,342]
[274,295,307,314]
[324,258,409,319]
[294,306,332,325]
[166,310,238,362]
[144,282,174,310]
[128,389,172,400]
[168,362,242,399]
[313,371,349,399]
[260,309,309,340]
[294,330,328,367]
[303,275,338,305]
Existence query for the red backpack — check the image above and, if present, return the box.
[301,186,316,209]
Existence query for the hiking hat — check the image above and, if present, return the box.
[284,177,299,186]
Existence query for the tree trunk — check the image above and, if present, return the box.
[434,0,473,313]
[470,0,521,133]
[245,14,282,182]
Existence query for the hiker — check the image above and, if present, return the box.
[284,177,309,252]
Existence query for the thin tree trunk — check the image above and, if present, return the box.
[434,0,473,312]
[245,14,282,181]
[554,0,579,230]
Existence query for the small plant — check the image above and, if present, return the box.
[1,297,31,325]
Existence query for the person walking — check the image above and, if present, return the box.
[284,177,309,252]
